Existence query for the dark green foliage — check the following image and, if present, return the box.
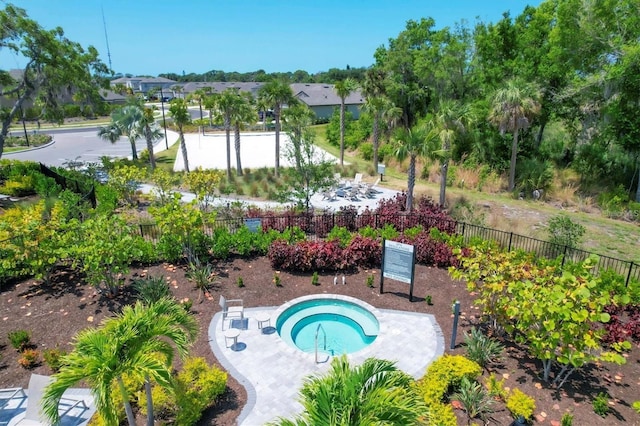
[133,275,171,304]
[8,330,31,351]
[516,157,553,196]
[592,392,610,417]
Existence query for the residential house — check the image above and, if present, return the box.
[290,83,364,120]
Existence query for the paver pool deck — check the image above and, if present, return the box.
[208,295,445,425]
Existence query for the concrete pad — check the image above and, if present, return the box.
[208,295,444,425]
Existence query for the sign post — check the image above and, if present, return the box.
[379,239,416,301]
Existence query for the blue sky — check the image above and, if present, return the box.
[6,1,542,76]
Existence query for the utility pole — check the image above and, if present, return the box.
[160,87,169,149]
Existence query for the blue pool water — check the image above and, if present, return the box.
[276,298,379,355]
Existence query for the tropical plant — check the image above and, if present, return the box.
[18,348,39,369]
[42,298,198,426]
[43,347,67,373]
[186,261,216,303]
[489,80,541,191]
[334,78,358,167]
[133,275,172,304]
[98,104,145,161]
[258,79,295,177]
[561,412,574,426]
[452,377,494,423]
[214,88,241,178]
[431,100,473,206]
[230,91,255,176]
[272,355,425,425]
[463,327,504,368]
[169,98,191,173]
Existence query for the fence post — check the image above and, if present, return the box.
[139,224,144,238]
[508,232,513,252]
[626,262,634,288]
[561,245,568,267]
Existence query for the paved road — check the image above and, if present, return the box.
[4,128,178,168]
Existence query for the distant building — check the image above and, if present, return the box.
[291,83,363,120]
[107,77,365,120]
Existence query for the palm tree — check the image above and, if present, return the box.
[489,80,541,192]
[215,89,240,178]
[394,124,438,211]
[188,88,207,134]
[42,299,198,426]
[230,92,256,176]
[334,78,358,167]
[169,98,191,173]
[362,67,388,169]
[141,105,162,170]
[432,100,473,206]
[273,355,424,425]
[98,104,144,160]
[203,92,218,128]
[258,80,295,177]
[282,100,314,173]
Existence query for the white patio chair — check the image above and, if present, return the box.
[352,173,363,187]
[219,295,244,330]
[0,388,26,410]
[8,374,90,426]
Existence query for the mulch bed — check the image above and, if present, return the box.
[1,257,638,425]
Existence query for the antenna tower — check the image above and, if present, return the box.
[101,6,113,70]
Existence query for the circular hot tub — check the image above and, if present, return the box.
[275,295,379,355]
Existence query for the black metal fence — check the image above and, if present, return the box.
[137,212,640,287]
[39,163,96,208]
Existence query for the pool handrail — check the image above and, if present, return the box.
[315,323,326,364]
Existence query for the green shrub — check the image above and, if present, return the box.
[359,142,373,161]
[327,226,353,248]
[547,214,586,249]
[561,412,574,426]
[8,330,31,351]
[236,277,244,288]
[506,388,536,421]
[377,143,394,163]
[592,392,609,417]
[43,347,67,373]
[463,327,504,368]
[632,401,640,414]
[311,271,319,286]
[516,157,553,195]
[0,175,36,196]
[133,275,171,304]
[366,275,374,288]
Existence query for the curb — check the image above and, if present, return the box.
[4,140,56,155]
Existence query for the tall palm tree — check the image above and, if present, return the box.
[258,79,295,177]
[432,100,473,206]
[394,124,438,211]
[489,80,541,191]
[215,89,240,178]
[274,355,424,426]
[334,78,358,167]
[141,105,162,170]
[169,98,191,173]
[98,104,144,160]
[188,88,207,134]
[362,67,388,169]
[282,100,314,173]
[203,92,218,128]
[230,92,256,176]
[42,299,198,426]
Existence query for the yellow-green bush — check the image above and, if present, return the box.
[138,357,228,426]
[426,401,458,426]
[0,175,35,196]
[416,354,483,404]
[506,388,536,421]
